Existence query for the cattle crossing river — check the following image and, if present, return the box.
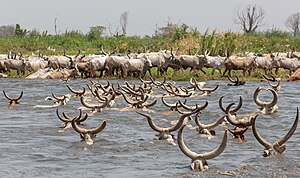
[0,78,299,177]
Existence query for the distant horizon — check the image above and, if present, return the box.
[0,20,294,37]
[0,0,299,36]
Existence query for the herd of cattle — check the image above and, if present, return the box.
[1,47,300,81]
[2,75,298,171]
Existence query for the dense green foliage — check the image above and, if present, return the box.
[0,25,299,56]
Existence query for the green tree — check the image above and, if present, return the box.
[15,24,28,37]
[156,20,178,38]
[0,25,15,37]
[28,28,41,37]
[87,26,106,40]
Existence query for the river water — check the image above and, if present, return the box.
[0,78,299,178]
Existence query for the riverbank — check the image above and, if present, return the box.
[0,67,291,82]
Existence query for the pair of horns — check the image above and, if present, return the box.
[219,96,242,114]
[56,109,87,124]
[137,105,202,133]
[195,84,219,94]
[178,125,227,170]
[225,103,257,128]
[195,112,225,130]
[161,96,186,110]
[253,87,277,108]
[175,101,208,115]
[3,90,23,105]
[252,107,299,156]
[80,96,108,110]
[149,76,166,86]
[66,85,85,97]
[72,118,106,136]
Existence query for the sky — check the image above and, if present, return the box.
[0,0,299,36]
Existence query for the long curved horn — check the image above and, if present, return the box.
[139,77,152,85]
[137,108,198,133]
[72,117,87,134]
[201,130,227,159]
[160,77,167,85]
[3,90,23,101]
[252,115,272,149]
[178,100,195,111]
[80,96,108,109]
[195,112,225,130]
[225,103,241,126]
[175,102,202,115]
[140,84,152,94]
[136,112,164,132]
[95,87,113,102]
[263,74,276,82]
[233,96,243,112]
[123,84,141,96]
[161,96,186,109]
[150,76,166,86]
[77,112,88,123]
[268,81,280,91]
[111,84,121,96]
[143,99,157,108]
[178,125,228,160]
[277,107,299,146]
[235,75,240,83]
[96,96,109,108]
[120,92,140,105]
[265,88,278,108]
[178,100,208,111]
[227,75,236,83]
[196,84,219,93]
[51,93,65,101]
[219,96,242,113]
[66,85,85,96]
[162,83,174,94]
[253,87,266,107]
[56,109,70,122]
[103,80,110,88]
[75,48,81,59]
[90,120,107,135]
[110,87,116,98]
[219,96,227,112]
[189,77,197,86]
[168,109,200,132]
[62,109,82,122]
[178,124,202,159]
[125,81,136,90]
[167,85,193,97]
[100,45,107,55]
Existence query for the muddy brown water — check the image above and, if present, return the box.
[0,78,299,177]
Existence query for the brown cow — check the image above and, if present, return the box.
[223,56,256,76]
[288,68,300,82]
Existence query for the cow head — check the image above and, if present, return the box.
[72,116,107,145]
[144,58,152,68]
[228,127,248,142]
[3,90,23,107]
[69,64,81,78]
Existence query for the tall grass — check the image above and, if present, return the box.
[0,29,299,56]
